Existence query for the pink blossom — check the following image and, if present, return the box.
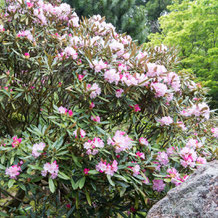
[89,102,95,109]
[180,147,197,168]
[139,137,149,146]
[12,136,22,148]
[90,59,107,72]
[83,168,90,175]
[186,139,202,149]
[104,69,120,85]
[24,52,30,58]
[0,24,5,32]
[87,83,101,99]
[68,110,73,117]
[167,168,182,186]
[83,137,104,155]
[115,89,124,98]
[158,116,173,126]
[91,115,101,122]
[109,40,124,55]
[73,129,86,138]
[165,72,181,92]
[123,53,130,60]
[166,146,175,156]
[157,151,169,165]
[211,128,218,138]
[166,93,174,104]
[118,64,127,72]
[196,157,207,166]
[66,204,71,209]
[110,130,133,153]
[32,142,46,158]
[27,2,34,8]
[69,12,79,27]
[181,103,210,120]
[58,106,67,114]
[146,63,167,77]
[177,121,187,131]
[130,104,141,112]
[136,151,145,159]
[132,164,140,176]
[153,161,161,171]
[152,180,165,192]
[96,160,118,176]
[64,46,78,59]
[78,74,84,81]
[151,83,168,97]
[5,165,22,179]
[17,30,34,42]
[41,161,59,179]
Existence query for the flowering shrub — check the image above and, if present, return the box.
[0,0,217,216]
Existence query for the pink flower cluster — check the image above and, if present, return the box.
[130,104,141,112]
[129,164,141,177]
[139,137,149,146]
[83,137,104,155]
[73,128,86,138]
[5,164,22,179]
[58,106,73,117]
[96,160,118,176]
[157,116,173,126]
[167,168,189,186]
[136,151,145,159]
[179,138,206,168]
[91,115,101,123]
[12,136,22,148]
[91,59,108,72]
[180,147,197,168]
[152,83,168,97]
[32,142,46,158]
[41,160,59,179]
[180,103,210,120]
[108,130,133,153]
[17,30,34,42]
[86,83,101,99]
[211,128,218,138]
[152,179,165,192]
[156,151,169,166]
[186,139,202,149]
[0,24,5,32]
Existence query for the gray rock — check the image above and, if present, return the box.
[147,160,218,218]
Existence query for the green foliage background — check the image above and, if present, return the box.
[147,0,218,108]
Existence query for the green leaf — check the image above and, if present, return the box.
[0,163,6,169]
[0,211,9,217]
[19,183,26,191]
[49,178,55,193]
[107,175,115,186]
[88,170,99,175]
[71,179,77,190]
[8,179,15,188]
[79,177,86,189]
[114,174,128,182]
[58,172,70,180]
[85,189,92,206]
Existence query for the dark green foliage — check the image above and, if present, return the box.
[64,0,149,43]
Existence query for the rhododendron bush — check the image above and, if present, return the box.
[0,0,217,216]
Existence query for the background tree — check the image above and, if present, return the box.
[144,0,173,33]
[64,0,149,43]
[147,0,218,108]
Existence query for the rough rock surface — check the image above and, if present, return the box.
[147,160,218,218]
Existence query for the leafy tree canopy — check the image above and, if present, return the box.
[147,0,218,108]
